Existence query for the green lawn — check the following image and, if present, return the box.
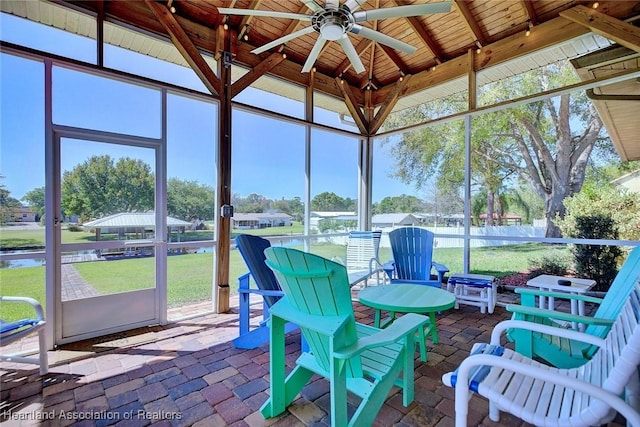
[0,242,568,321]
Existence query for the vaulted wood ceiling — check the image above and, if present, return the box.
[54,0,640,136]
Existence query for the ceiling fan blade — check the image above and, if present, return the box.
[302,36,327,73]
[300,0,323,13]
[354,2,452,22]
[217,8,312,21]
[344,0,367,13]
[351,24,418,54]
[251,26,316,54]
[326,0,340,11]
[337,35,365,74]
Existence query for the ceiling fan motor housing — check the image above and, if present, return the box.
[311,6,355,40]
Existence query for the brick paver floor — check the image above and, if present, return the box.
[0,291,626,427]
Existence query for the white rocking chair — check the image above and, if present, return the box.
[1,296,48,375]
[442,281,640,427]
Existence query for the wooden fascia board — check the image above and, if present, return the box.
[336,77,369,134]
[372,8,594,105]
[560,5,640,53]
[453,0,487,47]
[231,52,286,98]
[370,75,411,134]
[144,0,220,95]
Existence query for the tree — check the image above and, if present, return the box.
[373,194,426,214]
[61,155,154,221]
[167,178,215,221]
[0,177,21,225]
[383,63,605,237]
[22,186,45,221]
[311,192,349,211]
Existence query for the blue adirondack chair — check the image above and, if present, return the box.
[232,234,298,349]
[261,247,430,427]
[384,227,449,288]
[507,245,640,368]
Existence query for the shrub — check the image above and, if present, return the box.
[556,187,640,241]
[66,224,83,232]
[571,215,622,292]
[527,252,570,279]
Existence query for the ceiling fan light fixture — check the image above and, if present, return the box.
[320,22,345,40]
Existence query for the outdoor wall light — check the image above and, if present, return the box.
[239,24,250,41]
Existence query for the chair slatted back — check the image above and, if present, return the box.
[389,227,435,282]
[264,247,363,378]
[586,246,640,341]
[584,282,640,415]
[235,234,282,307]
[345,230,382,272]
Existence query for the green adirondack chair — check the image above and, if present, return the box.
[260,247,430,427]
[507,245,640,368]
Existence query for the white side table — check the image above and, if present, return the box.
[525,275,597,331]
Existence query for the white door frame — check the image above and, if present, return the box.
[48,125,167,345]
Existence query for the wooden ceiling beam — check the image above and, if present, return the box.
[144,0,221,95]
[378,44,410,75]
[335,77,369,135]
[231,51,286,98]
[238,0,262,29]
[520,0,538,26]
[370,74,411,134]
[406,15,446,64]
[394,0,445,62]
[372,5,605,106]
[453,0,487,47]
[560,5,640,53]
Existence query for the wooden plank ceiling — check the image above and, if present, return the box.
[56,0,640,135]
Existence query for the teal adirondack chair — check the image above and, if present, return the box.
[384,227,449,288]
[261,247,430,427]
[507,245,640,368]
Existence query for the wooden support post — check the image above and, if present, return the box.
[215,40,233,313]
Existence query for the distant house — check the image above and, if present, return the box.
[371,213,421,228]
[10,205,37,222]
[309,211,356,230]
[232,212,293,229]
[612,169,640,193]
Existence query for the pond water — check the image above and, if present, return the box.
[1,258,44,269]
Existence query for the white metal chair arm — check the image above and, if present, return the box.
[446,352,640,427]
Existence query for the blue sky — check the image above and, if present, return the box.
[0,12,419,203]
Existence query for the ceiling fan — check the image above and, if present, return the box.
[218,0,451,74]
